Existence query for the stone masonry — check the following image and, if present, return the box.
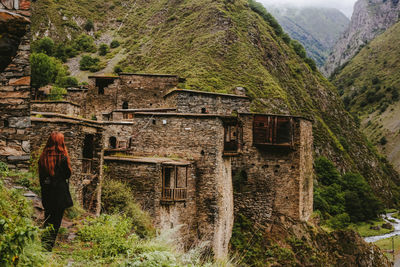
[25,70,313,259]
[0,0,31,169]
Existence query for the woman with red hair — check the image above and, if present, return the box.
[38,132,73,251]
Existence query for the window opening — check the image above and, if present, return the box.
[253,115,293,147]
[162,166,188,202]
[4,119,9,127]
[109,136,117,149]
[201,108,207,114]
[122,101,129,109]
[82,134,94,174]
[128,137,133,148]
[95,78,115,94]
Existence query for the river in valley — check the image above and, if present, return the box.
[364,213,400,243]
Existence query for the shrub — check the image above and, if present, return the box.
[304,57,317,71]
[54,43,67,62]
[79,55,100,71]
[327,213,350,229]
[110,40,120,49]
[77,214,134,258]
[101,179,155,237]
[56,76,78,88]
[392,89,399,102]
[372,76,380,85]
[379,136,388,145]
[33,37,55,56]
[84,19,94,32]
[99,43,109,56]
[0,182,48,266]
[291,40,306,59]
[48,86,67,100]
[65,45,79,58]
[114,65,123,74]
[74,34,97,53]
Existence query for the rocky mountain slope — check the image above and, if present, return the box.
[266,5,349,68]
[333,21,400,174]
[31,0,400,207]
[323,0,400,77]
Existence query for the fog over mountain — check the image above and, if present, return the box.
[259,0,357,17]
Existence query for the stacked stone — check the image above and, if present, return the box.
[0,0,31,169]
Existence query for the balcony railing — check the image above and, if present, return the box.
[162,188,187,202]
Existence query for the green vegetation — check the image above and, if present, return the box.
[99,43,109,56]
[48,86,67,101]
[79,55,104,72]
[348,218,393,237]
[374,236,400,259]
[0,163,48,266]
[73,34,97,53]
[0,163,233,266]
[101,179,155,238]
[230,214,296,266]
[314,157,383,228]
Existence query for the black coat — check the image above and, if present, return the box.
[39,155,73,213]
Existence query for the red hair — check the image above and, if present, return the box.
[39,132,71,176]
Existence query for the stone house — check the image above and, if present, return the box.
[27,73,314,258]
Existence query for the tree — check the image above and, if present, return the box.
[314,157,341,186]
[30,53,56,88]
[33,37,55,56]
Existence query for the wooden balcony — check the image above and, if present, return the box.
[161,188,187,202]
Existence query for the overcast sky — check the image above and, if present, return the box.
[258,0,358,18]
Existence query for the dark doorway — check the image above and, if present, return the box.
[95,77,115,94]
[109,136,117,149]
[83,134,94,159]
[122,101,129,109]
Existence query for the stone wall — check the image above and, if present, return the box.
[102,122,134,149]
[232,114,313,224]
[30,116,104,213]
[164,90,251,115]
[83,74,180,120]
[83,77,120,119]
[65,87,88,105]
[0,0,31,169]
[31,101,81,116]
[118,73,180,110]
[130,113,234,258]
[104,157,198,248]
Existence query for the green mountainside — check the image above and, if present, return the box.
[266,5,349,68]
[31,0,400,207]
[333,21,400,174]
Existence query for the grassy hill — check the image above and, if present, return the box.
[266,5,349,68]
[333,21,400,173]
[31,0,400,211]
